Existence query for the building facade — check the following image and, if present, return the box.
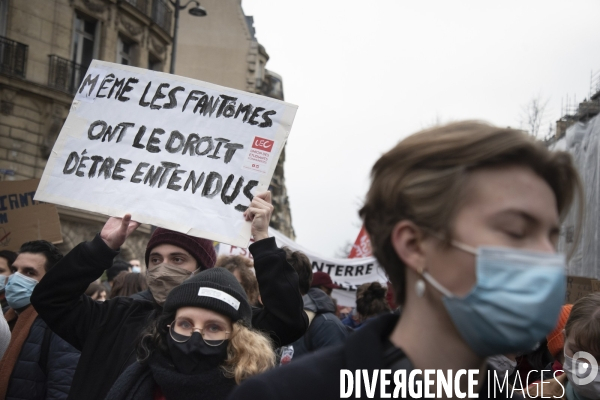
[0,0,293,262]
[176,0,295,238]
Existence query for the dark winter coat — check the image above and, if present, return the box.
[228,314,522,400]
[6,315,80,400]
[106,353,236,400]
[290,288,349,360]
[31,235,307,400]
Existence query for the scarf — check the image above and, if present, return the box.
[106,352,236,400]
[0,306,39,399]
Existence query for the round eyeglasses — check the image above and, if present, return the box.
[167,317,231,346]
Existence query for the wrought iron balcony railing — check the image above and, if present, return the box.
[48,55,88,94]
[0,35,28,78]
[152,0,172,34]
[125,0,150,15]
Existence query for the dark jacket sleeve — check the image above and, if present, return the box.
[45,333,81,400]
[309,314,349,350]
[249,237,308,347]
[31,234,124,350]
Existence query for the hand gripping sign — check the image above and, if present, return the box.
[35,60,297,247]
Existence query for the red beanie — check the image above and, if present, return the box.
[546,304,573,357]
[145,228,217,270]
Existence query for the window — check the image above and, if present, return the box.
[117,37,132,65]
[0,0,8,37]
[255,59,265,89]
[117,36,138,66]
[72,14,98,69]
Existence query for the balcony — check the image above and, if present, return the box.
[48,55,88,95]
[0,36,28,78]
[152,0,172,34]
[124,0,150,15]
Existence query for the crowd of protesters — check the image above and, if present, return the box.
[0,122,598,399]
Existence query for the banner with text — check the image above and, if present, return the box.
[218,228,388,307]
[0,179,62,251]
[35,60,297,247]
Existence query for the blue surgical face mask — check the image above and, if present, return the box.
[0,275,8,292]
[132,266,141,274]
[5,272,38,310]
[422,242,566,357]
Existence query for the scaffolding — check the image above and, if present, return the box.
[591,70,600,100]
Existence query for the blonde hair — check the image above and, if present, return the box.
[360,121,583,306]
[222,322,275,383]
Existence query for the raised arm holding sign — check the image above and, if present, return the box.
[32,192,308,400]
[30,61,305,400]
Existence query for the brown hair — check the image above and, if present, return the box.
[360,121,583,306]
[85,282,105,298]
[110,271,148,299]
[356,282,391,320]
[215,256,260,306]
[565,293,600,359]
[282,247,313,295]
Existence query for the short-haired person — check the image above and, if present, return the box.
[31,192,307,400]
[107,268,274,399]
[129,259,142,273]
[229,121,582,400]
[311,271,340,297]
[526,294,600,399]
[0,250,16,308]
[0,249,13,360]
[0,250,16,278]
[0,241,80,400]
[285,249,349,361]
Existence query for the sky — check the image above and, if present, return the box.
[241,0,600,258]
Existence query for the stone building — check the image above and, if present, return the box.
[176,0,295,238]
[0,0,293,264]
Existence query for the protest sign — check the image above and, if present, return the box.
[0,179,62,251]
[219,228,388,307]
[35,60,297,247]
[565,276,594,304]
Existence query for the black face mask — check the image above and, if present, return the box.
[167,332,229,375]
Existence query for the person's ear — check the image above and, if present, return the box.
[390,220,426,274]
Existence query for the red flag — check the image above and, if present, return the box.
[348,226,372,258]
[348,226,397,310]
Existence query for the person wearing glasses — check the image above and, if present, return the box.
[30,192,307,400]
[106,267,275,400]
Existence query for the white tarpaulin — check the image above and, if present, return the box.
[35,60,297,247]
[553,114,600,279]
[218,228,389,307]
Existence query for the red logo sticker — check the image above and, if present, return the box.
[252,137,274,153]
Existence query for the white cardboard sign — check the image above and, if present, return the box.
[35,60,297,247]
